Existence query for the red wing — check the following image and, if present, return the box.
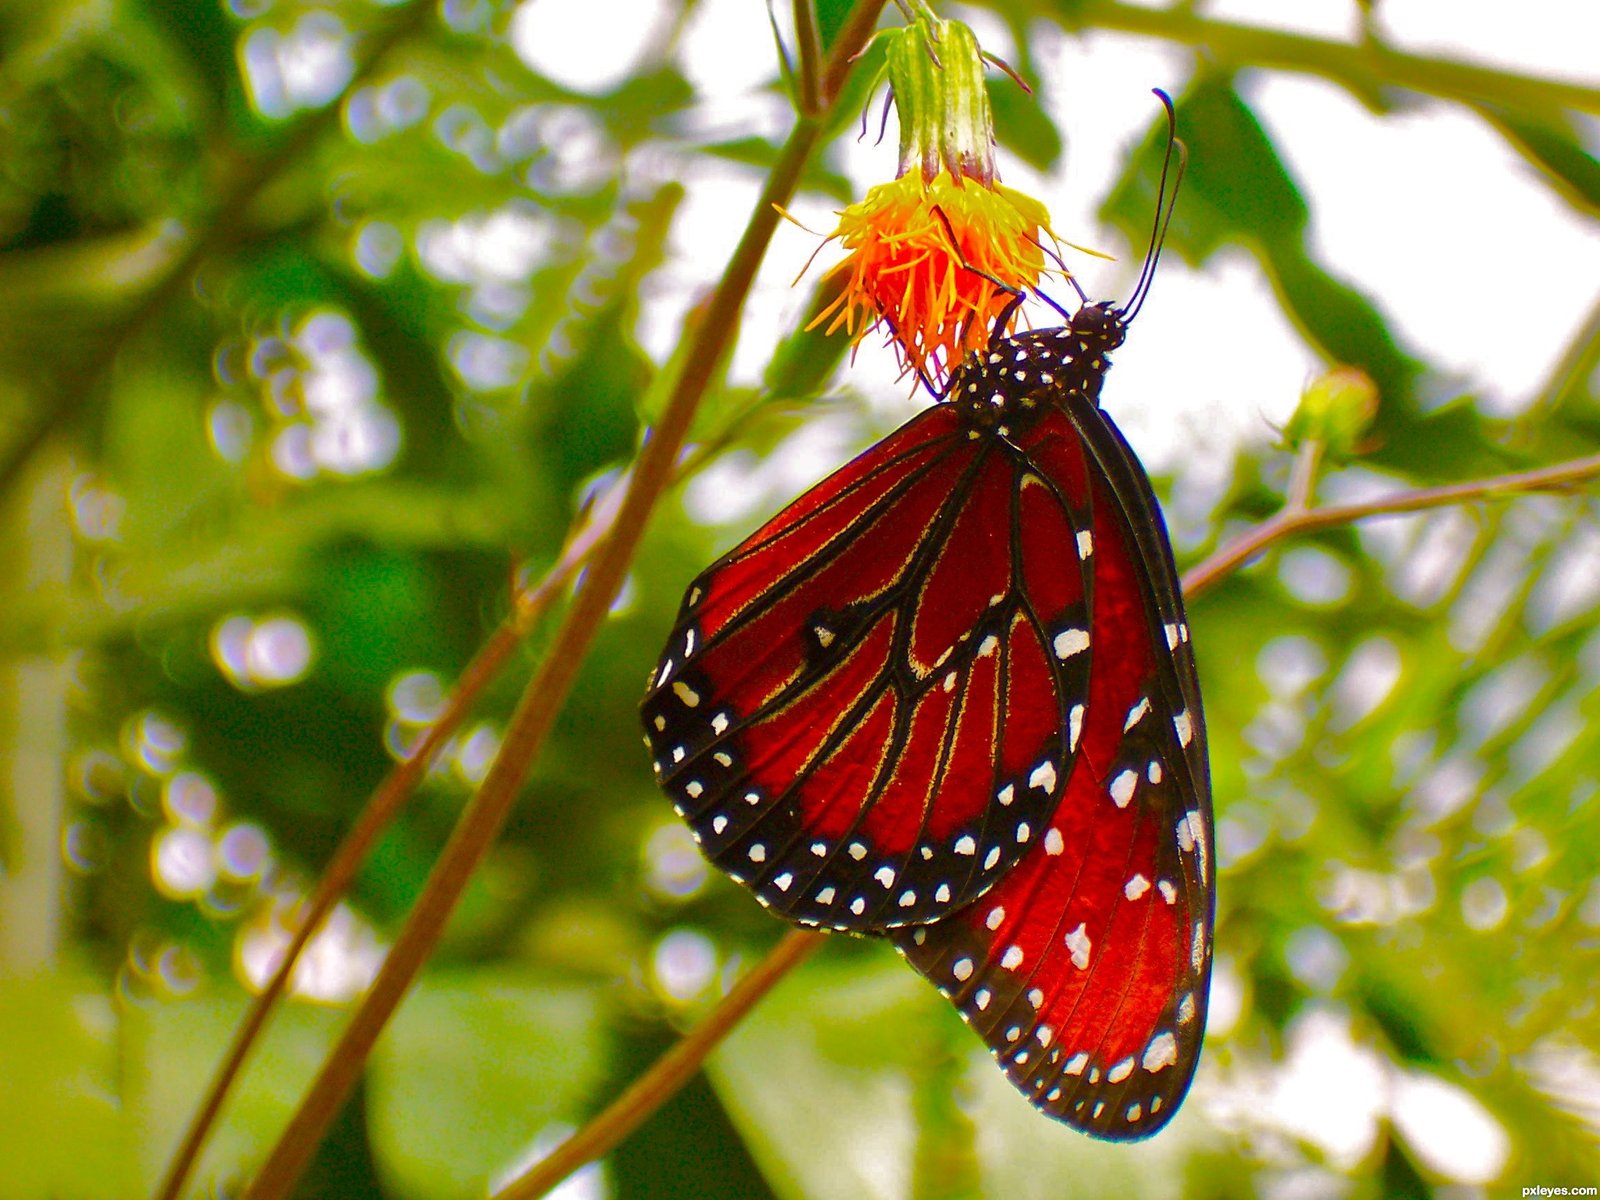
[891,399,1212,1140]
[642,404,1098,931]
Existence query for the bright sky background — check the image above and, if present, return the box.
[518,0,1600,533]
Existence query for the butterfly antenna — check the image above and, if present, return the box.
[1123,88,1186,324]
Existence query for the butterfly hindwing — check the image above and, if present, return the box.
[643,401,1098,931]
[892,389,1212,1140]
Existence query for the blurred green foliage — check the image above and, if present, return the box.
[2,1,1599,1198]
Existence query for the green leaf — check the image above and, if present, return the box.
[366,970,609,1199]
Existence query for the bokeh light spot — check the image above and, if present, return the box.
[651,928,717,1003]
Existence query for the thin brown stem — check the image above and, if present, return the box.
[491,930,826,1200]
[1181,451,1600,597]
[238,12,884,1197]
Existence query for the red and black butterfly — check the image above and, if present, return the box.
[642,121,1210,1142]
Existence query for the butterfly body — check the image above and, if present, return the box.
[642,297,1212,1139]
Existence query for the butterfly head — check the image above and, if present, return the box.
[1069,301,1128,355]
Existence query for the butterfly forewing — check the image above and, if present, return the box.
[643,402,1097,931]
[892,385,1212,1140]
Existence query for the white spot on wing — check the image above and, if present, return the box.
[672,680,700,708]
[1124,873,1150,900]
[875,865,896,887]
[1174,708,1193,747]
[1053,628,1089,659]
[954,835,976,856]
[986,906,1005,930]
[1077,530,1094,559]
[1029,760,1058,793]
[1107,1057,1134,1084]
[1044,827,1064,855]
[1143,1031,1178,1073]
[1001,945,1024,970]
[1064,1052,1089,1076]
[1068,705,1085,751]
[1109,769,1137,808]
[748,843,766,863]
[1063,922,1091,970]
[1123,696,1150,731]
[953,957,974,981]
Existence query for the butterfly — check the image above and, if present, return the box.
[641,104,1210,1141]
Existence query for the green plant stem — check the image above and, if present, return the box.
[1065,0,1600,115]
[0,1,433,501]
[238,9,886,1198]
[491,929,826,1200]
[793,0,823,115]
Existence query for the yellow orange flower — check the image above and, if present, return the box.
[810,170,1057,383]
